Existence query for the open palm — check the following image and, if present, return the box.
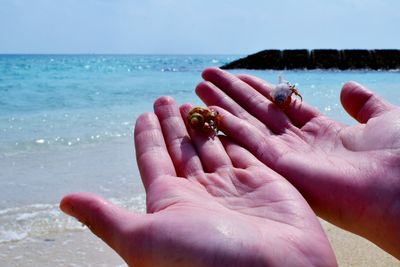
[196,67,400,259]
[60,96,337,267]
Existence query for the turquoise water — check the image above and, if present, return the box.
[2,55,400,154]
[0,55,400,258]
[0,55,238,249]
[0,55,236,154]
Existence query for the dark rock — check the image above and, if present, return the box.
[310,49,341,69]
[282,49,309,69]
[221,49,400,70]
[372,50,400,70]
[221,50,284,70]
[340,50,372,70]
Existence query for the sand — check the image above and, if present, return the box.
[321,220,399,266]
[0,219,398,266]
[0,230,126,267]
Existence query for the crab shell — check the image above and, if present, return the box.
[188,112,205,129]
[187,107,221,136]
[271,83,293,108]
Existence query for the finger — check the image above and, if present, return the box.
[154,96,204,177]
[340,81,394,123]
[201,67,295,135]
[214,107,283,167]
[134,112,176,190]
[219,136,264,169]
[237,74,321,128]
[60,192,137,255]
[196,81,271,135]
[180,104,232,172]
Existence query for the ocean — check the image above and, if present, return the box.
[1,55,400,266]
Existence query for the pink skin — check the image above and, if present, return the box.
[196,67,400,259]
[60,97,337,267]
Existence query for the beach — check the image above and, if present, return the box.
[322,221,399,266]
[1,55,400,266]
[0,140,399,267]
[0,137,398,267]
[2,219,399,266]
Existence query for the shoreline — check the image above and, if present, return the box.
[0,219,398,266]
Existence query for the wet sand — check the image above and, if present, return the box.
[1,219,398,267]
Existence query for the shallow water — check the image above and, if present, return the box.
[0,55,400,265]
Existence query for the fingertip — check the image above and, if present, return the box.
[59,192,106,217]
[136,112,156,122]
[340,81,387,123]
[153,96,176,109]
[59,192,134,255]
[201,67,222,79]
[59,192,117,228]
[134,112,158,135]
[59,194,75,217]
[179,103,193,114]
[342,80,364,90]
[340,81,371,102]
[178,103,193,126]
[195,81,213,95]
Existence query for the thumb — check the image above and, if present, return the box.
[340,81,393,123]
[60,192,132,253]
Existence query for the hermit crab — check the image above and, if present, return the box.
[187,107,221,138]
[271,76,302,109]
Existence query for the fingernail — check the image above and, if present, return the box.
[60,198,75,217]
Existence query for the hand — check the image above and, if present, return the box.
[60,96,337,267]
[196,67,400,259]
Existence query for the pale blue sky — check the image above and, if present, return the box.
[0,0,399,54]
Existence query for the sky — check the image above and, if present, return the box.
[0,0,399,54]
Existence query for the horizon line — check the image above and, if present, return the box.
[1,48,399,56]
[0,53,244,56]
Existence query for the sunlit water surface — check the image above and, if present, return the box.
[1,55,399,266]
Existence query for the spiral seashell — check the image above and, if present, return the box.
[270,76,302,109]
[189,112,204,127]
[187,107,221,139]
[273,93,287,105]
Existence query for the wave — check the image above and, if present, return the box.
[0,194,146,243]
